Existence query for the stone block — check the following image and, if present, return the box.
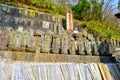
[47,14,52,21]
[24,9,28,16]
[9,17,16,27]
[39,13,44,20]
[38,21,43,30]
[67,55,79,62]
[53,24,57,33]
[18,17,24,25]
[26,47,36,53]
[43,54,56,62]
[43,21,50,29]
[27,52,35,61]
[15,8,20,16]
[39,53,45,61]
[33,53,41,62]
[12,52,22,60]
[56,54,67,62]
[2,5,7,12]
[29,10,34,17]
[1,51,12,60]
[19,9,25,16]
[49,23,54,32]
[78,56,87,63]
[10,7,16,15]
[52,15,56,22]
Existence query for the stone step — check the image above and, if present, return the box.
[0,51,116,63]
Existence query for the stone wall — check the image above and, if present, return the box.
[0,51,116,63]
[0,4,64,32]
[0,4,118,57]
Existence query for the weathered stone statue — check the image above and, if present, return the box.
[34,30,43,53]
[88,34,99,55]
[77,38,85,55]
[0,28,10,50]
[98,42,105,55]
[22,30,29,47]
[40,31,52,53]
[11,27,23,51]
[85,39,92,55]
[61,31,68,54]
[69,37,76,55]
[26,29,36,52]
[52,34,60,53]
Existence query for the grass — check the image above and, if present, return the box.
[80,20,120,39]
[0,1,66,15]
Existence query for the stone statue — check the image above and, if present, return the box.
[52,34,60,53]
[12,30,23,51]
[61,31,68,54]
[26,29,36,52]
[69,37,76,55]
[0,28,10,50]
[22,30,29,47]
[88,34,99,55]
[77,37,86,55]
[40,31,52,53]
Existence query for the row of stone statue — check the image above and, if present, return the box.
[0,27,113,55]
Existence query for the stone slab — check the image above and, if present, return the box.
[0,51,116,63]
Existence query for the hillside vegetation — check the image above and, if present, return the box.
[0,0,120,39]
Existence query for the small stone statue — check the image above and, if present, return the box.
[40,31,52,53]
[52,34,60,53]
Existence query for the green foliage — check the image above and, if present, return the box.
[26,0,66,15]
[0,0,66,15]
[72,0,102,21]
[83,20,120,38]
